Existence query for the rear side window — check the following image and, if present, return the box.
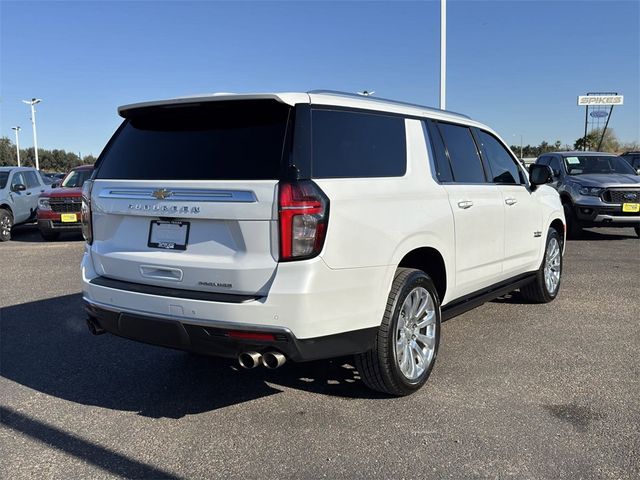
[436,123,486,183]
[96,100,291,180]
[311,109,406,178]
[476,130,522,184]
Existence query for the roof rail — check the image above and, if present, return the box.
[307,90,471,119]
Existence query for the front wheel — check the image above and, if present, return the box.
[355,268,441,396]
[0,209,13,242]
[520,227,563,303]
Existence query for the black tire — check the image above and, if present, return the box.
[40,230,60,241]
[0,209,13,242]
[520,227,563,303]
[563,202,582,239]
[355,268,441,396]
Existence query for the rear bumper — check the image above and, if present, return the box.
[81,250,393,343]
[84,300,377,362]
[573,204,640,227]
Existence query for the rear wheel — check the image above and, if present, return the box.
[355,268,441,396]
[520,227,563,303]
[0,209,13,242]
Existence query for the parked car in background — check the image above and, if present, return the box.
[535,151,640,238]
[82,90,565,396]
[0,166,48,241]
[37,165,94,240]
[621,151,640,172]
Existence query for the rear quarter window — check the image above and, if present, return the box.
[311,109,406,178]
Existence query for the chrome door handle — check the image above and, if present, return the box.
[505,197,517,206]
[457,200,474,209]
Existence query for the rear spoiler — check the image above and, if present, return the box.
[118,93,310,118]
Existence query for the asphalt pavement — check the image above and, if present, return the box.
[1,224,639,479]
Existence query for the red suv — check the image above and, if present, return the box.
[38,165,94,240]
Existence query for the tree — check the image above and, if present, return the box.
[574,128,619,152]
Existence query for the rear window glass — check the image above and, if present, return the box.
[96,100,291,180]
[311,109,406,178]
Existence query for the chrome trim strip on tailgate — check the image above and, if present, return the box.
[98,188,257,203]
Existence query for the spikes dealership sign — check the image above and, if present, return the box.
[577,95,624,106]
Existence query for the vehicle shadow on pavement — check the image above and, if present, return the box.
[0,294,383,420]
[5,224,84,243]
[570,228,637,241]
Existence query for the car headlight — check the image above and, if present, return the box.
[38,197,51,210]
[578,186,603,197]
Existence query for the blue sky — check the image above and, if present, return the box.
[1,0,638,156]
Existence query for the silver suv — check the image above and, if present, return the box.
[0,166,47,241]
[535,152,640,238]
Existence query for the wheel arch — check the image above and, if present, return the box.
[396,247,448,305]
[0,203,13,215]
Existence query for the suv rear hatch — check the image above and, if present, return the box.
[89,98,294,297]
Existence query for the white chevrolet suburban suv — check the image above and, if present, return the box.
[81,91,565,396]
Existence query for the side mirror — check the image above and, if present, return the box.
[12,183,27,192]
[529,164,553,190]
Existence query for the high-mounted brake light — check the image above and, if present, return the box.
[81,180,93,244]
[278,180,329,261]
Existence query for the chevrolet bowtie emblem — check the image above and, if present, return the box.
[152,188,173,200]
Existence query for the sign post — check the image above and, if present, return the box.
[577,93,623,151]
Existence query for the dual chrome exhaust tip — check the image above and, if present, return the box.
[238,351,286,369]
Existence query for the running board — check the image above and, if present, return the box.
[441,273,536,321]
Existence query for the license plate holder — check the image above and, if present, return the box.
[148,220,190,250]
[622,203,640,213]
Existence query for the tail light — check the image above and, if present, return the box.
[278,180,329,261]
[81,180,93,244]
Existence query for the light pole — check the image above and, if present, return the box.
[439,0,446,110]
[513,134,523,159]
[11,126,21,167]
[22,98,42,170]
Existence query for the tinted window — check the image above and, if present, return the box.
[476,130,522,184]
[437,123,486,183]
[96,100,291,180]
[0,172,10,189]
[24,171,40,188]
[537,156,550,166]
[424,120,453,182]
[311,109,406,178]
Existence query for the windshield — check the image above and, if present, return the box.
[61,169,92,188]
[563,155,636,175]
[0,172,9,189]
